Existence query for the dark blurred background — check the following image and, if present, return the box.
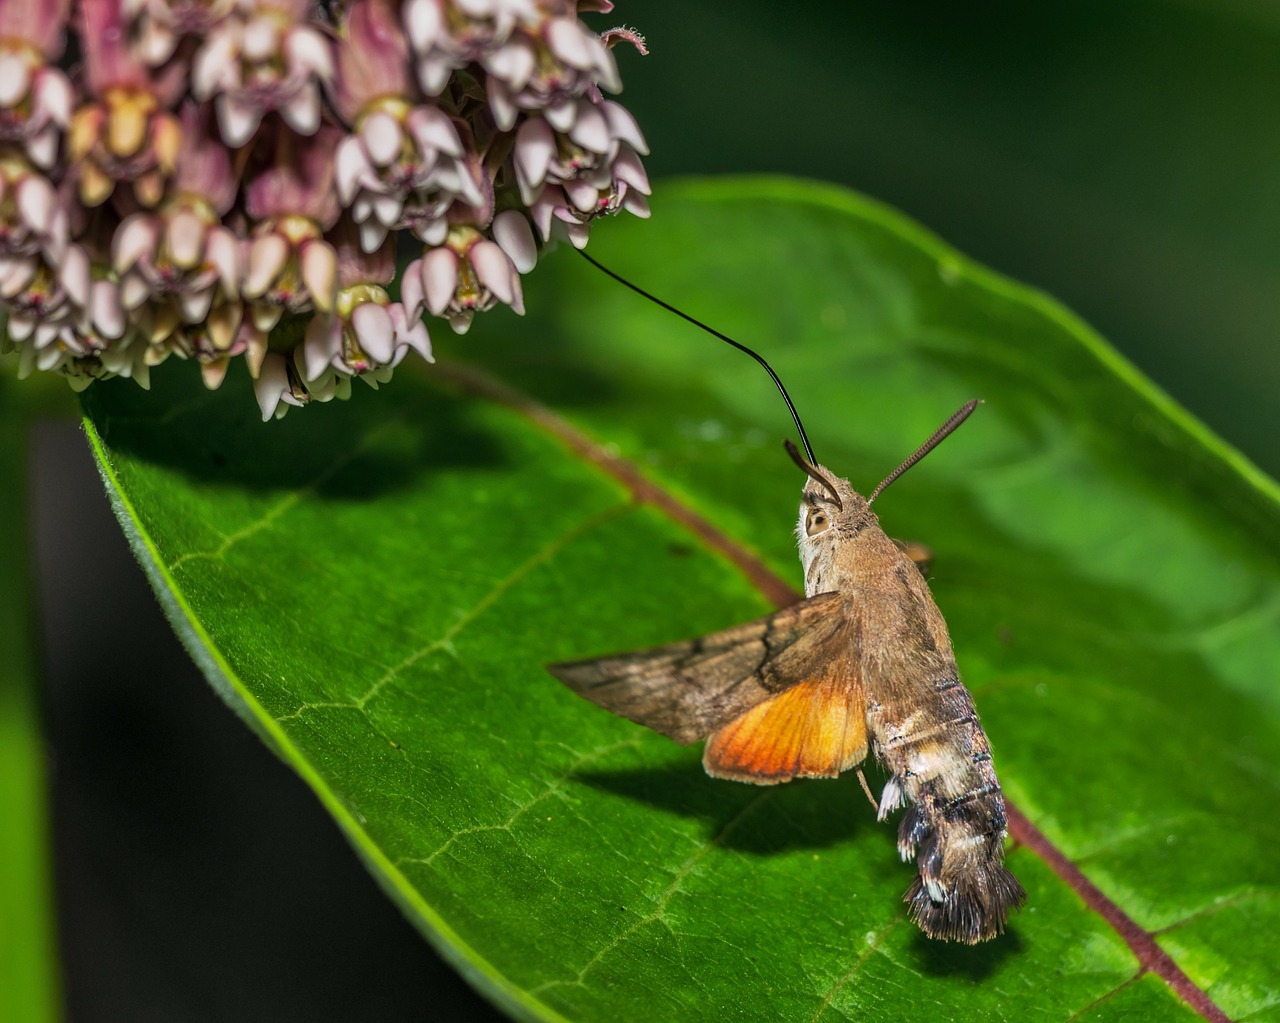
[30,2,1280,1019]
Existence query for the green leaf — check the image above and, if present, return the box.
[0,375,67,1023]
[82,178,1279,1022]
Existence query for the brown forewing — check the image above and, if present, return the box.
[548,591,847,745]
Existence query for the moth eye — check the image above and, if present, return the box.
[806,509,830,537]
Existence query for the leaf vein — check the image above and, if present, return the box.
[168,417,405,572]
[395,737,642,869]
[275,502,630,723]
[530,791,775,996]
[807,914,907,1023]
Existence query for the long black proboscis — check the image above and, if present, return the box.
[578,250,817,464]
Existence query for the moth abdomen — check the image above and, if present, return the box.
[904,853,1026,945]
[869,663,1023,942]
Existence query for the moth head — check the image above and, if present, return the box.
[785,441,873,542]
[798,474,872,538]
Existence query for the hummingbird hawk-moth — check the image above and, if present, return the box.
[549,400,1025,943]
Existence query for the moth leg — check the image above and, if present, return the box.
[855,768,877,810]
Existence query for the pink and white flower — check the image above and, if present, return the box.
[192,0,334,148]
[297,219,432,387]
[401,225,523,334]
[514,97,649,247]
[484,13,619,132]
[122,0,238,67]
[402,0,537,96]
[0,0,75,172]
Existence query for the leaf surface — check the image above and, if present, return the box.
[82,178,1279,1022]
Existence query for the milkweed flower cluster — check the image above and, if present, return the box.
[0,0,649,418]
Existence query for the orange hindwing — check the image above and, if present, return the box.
[702,665,866,784]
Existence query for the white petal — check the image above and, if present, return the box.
[192,30,241,99]
[287,26,335,79]
[564,177,598,214]
[45,207,68,263]
[254,353,289,421]
[406,105,463,157]
[282,86,321,136]
[602,100,648,155]
[469,241,514,305]
[244,234,289,299]
[421,246,457,316]
[586,34,620,92]
[352,303,395,363]
[389,304,433,362]
[242,16,279,61]
[25,126,57,169]
[35,70,74,126]
[207,228,242,298]
[17,175,56,235]
[568,100,609,154]
[399,257,425,319]
[454,161,487,208]
[545,98,576,133]
[33,321,60,349]
[486,76,517,132]
[419,218,448,246]
[484,37,535,89]
[614,145,651,194]
[335,138,372,205]
[252,302,284,332]
[507,270,524,315]
[622,190,650,218]
[492,210,537,274]
[529,191,556,242]
[363,112,402,168]
[218,94,261,148]
[358,218,388,254]
[120,271,152,310]
[303,315,340,380]
[112,214,156,274]
[201,358,231,390]
[179,286,215,323]
[90,281,126,340]
[403,0,444,54]
[60,245,90,308]
[300,240,337,313]
[372,193,403,227]
[514,118,555,199]
[418,56,455,97]
[0,52,31,107]
[546,17,593,70]
[564,219,591,249]
[0,258,34,298]
[167,210,206,270]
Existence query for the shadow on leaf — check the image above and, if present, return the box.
[910,924,1025,978]
[577,762,880,855]
[81,361,508,498]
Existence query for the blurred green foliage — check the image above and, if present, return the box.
[617,0,1280,475]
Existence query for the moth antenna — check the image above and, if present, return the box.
[868,400,981,506]
[579,250,818,464]
[784,439,842,510]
